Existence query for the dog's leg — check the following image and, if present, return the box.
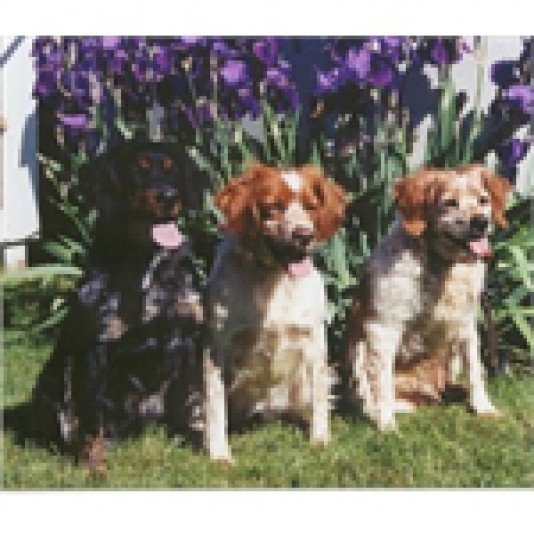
[79,343,109,477]
[361,321,402,431]
[309,330,330,446]
[447,340,463,385]
[349,340,367,405]
[203,346,233,464]
[462,325,500,416]
[394,398,417,413]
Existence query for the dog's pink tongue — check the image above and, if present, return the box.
[151,223,185,249]
[287,257,313,277]
[468,236,491,258]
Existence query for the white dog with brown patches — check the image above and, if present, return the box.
[346,165,511,431]
[205,163,346,462]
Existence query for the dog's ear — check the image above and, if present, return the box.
[393,169,438,236]
[478,166,512,228]
[79,145,128,219]
[300,165,347,240]
[215,163,265,235]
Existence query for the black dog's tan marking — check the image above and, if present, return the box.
[31,141,204,475]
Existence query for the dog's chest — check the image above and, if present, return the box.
[211,254,326,333]
[423,261,485,323]
[398,261,485,360]
[210,252,326,413]
[229,324,312,389]
[87,249,201,342]
[264,272,325,326]
[217,269,323,354]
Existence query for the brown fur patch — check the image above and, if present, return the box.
[394,165,511,236]
[102,315,128,340]
[128,190,181,218]
[299,165,347,240]
[215,162,347,241]
[80,434,108,478]
[395,353,448,405]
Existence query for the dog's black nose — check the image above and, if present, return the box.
[157,189,179,205]
[291,226,314,248]
[470,215,489,236]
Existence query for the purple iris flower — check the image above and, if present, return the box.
[252,38,279,66]
[496,138,530,179]
[32,36,62,67]
[58,113,90,130]
[316,68,341,95]
[431,40,450,65]
[131,47,153,83]
[181,36,204,46]
[152,46,172,79]
[35,70,57,99]
[80,37,100,49]
[285,86,300,110]
[122,36,144,53]
[102,36,121,50]
[47,50,63,67]
[237,86,261,117]
[423,38,467,66]
[374,37,408,63]
[368,55,396,88]
[497,138,530,165]
[265,67,289,88]
[32,36,302,132]
[211,40,234,59]
[58,69,92,107]
[182,101,210,129]
[503,85,534,116]
[107,49,129,75]
[380,37,404,47]
[220,59,247,85]
[491,60,519,88]
[346,47,371,79]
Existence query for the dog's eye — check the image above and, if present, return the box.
[138,158,150,170]
[304,200,319,211]
[162,157,173,171]
[260,201,284,218]
[479,195,490,205]
[442,197,459,209]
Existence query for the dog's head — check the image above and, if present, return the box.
[80,141,188,248]
[215,163,346,275]
[394,165,512,260]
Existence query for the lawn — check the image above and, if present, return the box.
[2,327,533,489]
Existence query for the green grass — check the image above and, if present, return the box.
[2,327,533,489]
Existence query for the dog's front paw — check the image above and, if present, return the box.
[80,436,108,478]
[208,441,235,467]
[394,398,417,414]
[377,415,397,432]
[310,434,330,448]
[473,402,501,418]
[211,454,236,468]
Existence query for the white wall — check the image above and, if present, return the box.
[0,36,39,270]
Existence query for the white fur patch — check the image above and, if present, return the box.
[282,170,303,193]
[452,174,470,190]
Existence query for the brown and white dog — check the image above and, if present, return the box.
[346,164,511,431]
[205,163,346,462]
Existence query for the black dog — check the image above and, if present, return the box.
[31,141,204,475]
